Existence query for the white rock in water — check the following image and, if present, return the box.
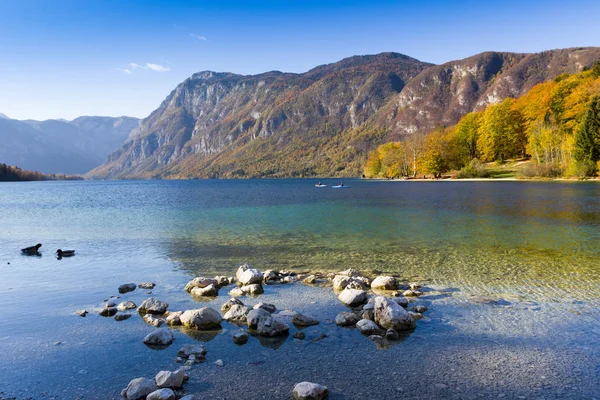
[117,301,137,311]
[143,328,174,346]
[221,297,244,313]
[180,307,223,330]
[246,308,271,329]
[139,282,156,289]
[165,311,183,326]
[146,388,176,400]
[228,287,244,297]
[256,314,289,337]
[122,377,158,400]
[138,298,169,314]
[190,283,219,297]
[335,312,359,326]
[338,288,367,307]
[373,296,415,331]
[371,276,398,290]
[292,381,328,400]
[223,304,251,323]
[155,369,185,389]
[253,302,276,313]
[143,314,165,327]
[184,277,220,293]
[240,283,264,295]
[235,264,264,285]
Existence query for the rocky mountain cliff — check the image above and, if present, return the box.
[0,116,139,174]
[89,47,600,179]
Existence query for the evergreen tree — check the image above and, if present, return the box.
[573,96,600,167]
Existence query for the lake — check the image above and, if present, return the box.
[0,179,599,399]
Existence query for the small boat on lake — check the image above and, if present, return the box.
[332,183,350,189]
[21,243,42,255]
[315,182,327,187]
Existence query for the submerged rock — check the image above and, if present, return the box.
[373,296,415,331]
[236,264,264,285]
[138,298,169,315]
[155,369,185,389]
[292,313,320,327]
[371,276,398,290]
[232,331,249,345]
[385,328,400,341]
[146,388,176,400]
[221,298,244,313]
[409,311,424,320]
[338,288,367,307]
[292,381,328,400]
[114,313,132,321]
[117,301,137,311]
[180,307,223,330]
[414,305,428,313]
[118,283,137,294]
[293,331,306,340]
[335,312,360,326]
[143,328,174,346]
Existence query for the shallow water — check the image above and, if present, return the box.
[0,179,599,399]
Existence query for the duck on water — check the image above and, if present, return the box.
[21,243,42,256]
[56,249,75,258]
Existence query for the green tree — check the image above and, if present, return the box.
[451,112,481,166]
[572,95,600,175]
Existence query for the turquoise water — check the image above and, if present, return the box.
[0,179,599,399]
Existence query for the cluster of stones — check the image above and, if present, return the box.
[331,269,428,342]
[121,368,197,400]
[77,282,157,321]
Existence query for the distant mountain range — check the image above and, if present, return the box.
[0,116,139,174]
[88,47,600,179]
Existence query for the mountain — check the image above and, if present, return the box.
[89,47,600,179]
[0,116,139,174]
[0,113,9,119]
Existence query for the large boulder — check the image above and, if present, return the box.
[223,304,251,323]
[255,314,289,337]
[117,301,137,311]
[292,382,328,400]
[155,369,185,389]
[373,296,415,331]
[221,297,244,313]
[236,264,264,285]
[143,314,165,327]
[184,277,220,293]
[253,302,276,313]
[246,308,271,329]
[335,312,360,326]
[338,288,367,307]
[356,319,384,335]
[146,388,176,400]
[190,284,219,297]
[143,328,174,346]
[138,298,169,315]
[180,307,223,330]
[371,276,398,290]
[122,377,158,400]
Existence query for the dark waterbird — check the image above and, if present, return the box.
[56,249,75,258]
[21,243,42,256]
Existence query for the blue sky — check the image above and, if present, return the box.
[1,0,599,120]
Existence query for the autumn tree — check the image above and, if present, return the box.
[450,112,481,166]
[477,98,526,162]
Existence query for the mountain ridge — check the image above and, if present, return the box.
[88,47,600,179]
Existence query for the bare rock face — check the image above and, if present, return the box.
[180,307,223,330]
[236,264,264,285]
[122,377,158,400]
[338,288,368,307]
[371,276,398,290]
[292,382,328,400]
[184,277,220,293]
[138,298,169,314]
[373,296,415,331]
